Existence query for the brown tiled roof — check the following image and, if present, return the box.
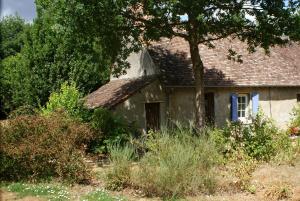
[85,76,156,109]
[149,37,300,87]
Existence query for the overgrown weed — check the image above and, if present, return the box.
[131,127,221,198]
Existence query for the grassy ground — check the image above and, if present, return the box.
[0,183,126,201]
[1,157,300,201]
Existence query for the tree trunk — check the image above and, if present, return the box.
[188,40,205,128]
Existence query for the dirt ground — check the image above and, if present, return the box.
[0,189,45,201]
[1,158,300,201]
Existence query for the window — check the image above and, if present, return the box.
[231,92,258,122]
[297,94,300,102]
[237,94,249,121]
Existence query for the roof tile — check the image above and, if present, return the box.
[149,37,300,87]
[85,76,156,109]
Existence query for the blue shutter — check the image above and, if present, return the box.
[251,92,259,116]
[231,93,238,121]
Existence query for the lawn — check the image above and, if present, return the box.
[0,182,126,201]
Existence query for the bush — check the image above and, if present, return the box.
[8,105,37,118]
[40,83,135,154]
[243,113,279,160]
[131,127,221,198]
[105,144,136,190]
[290,104,300,135]
[219,111,291,161]
[89,108,136,153]
[228,149,258,189]
[0,112,94,183]
[41,82,90,120]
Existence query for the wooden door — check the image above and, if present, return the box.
[145,103,160,132]
[205,93,215,125]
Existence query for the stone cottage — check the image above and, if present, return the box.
[85,37,300,133]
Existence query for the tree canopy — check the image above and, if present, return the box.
[0,15,28,60]
[1,0,132,116]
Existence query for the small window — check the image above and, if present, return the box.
[297,94,300,102]
[237,94,249,121]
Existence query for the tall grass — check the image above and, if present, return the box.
[131,127,221,198]
[105,144,136,190]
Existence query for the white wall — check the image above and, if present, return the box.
[110,49,159,80]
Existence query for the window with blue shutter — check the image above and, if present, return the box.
[231,93,238,121]
[251,92,259,117]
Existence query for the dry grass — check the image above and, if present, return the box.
[251,157,300,201]
[2,156,300,201]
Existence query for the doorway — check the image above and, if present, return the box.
[205,93,215,125]
[145,103,160,132]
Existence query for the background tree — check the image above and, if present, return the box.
[0,15,27,60]
[0,16,28,117]
[1,0,135,116]
[94,0,299,127]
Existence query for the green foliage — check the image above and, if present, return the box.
[80,189,127,201]
[2,183,70,201]
[215,111,291,161]
[105,144,136,191]
[40,83,135,154]
[20,3,111,104]
[89,108,135,153]
[41,82,88,120]
[0,15,27,59]
[8,105,37,119]
[0,112,94,183]
[0,16,31,117]
[132,127,221,198]
[1,0,120,115]
[0,53,34,114]
[290,104,300,129]
[243,112,280,160]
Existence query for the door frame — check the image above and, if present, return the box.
[144,101,162,132]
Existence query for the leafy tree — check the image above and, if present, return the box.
[41,82,85,119]
[1,54,34,113]
[83,0,300,127]
[1,1,125,115]
[0,15,27,59]
[0,16,28,117]
[34,0,141,77]
[19,1,112,105]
